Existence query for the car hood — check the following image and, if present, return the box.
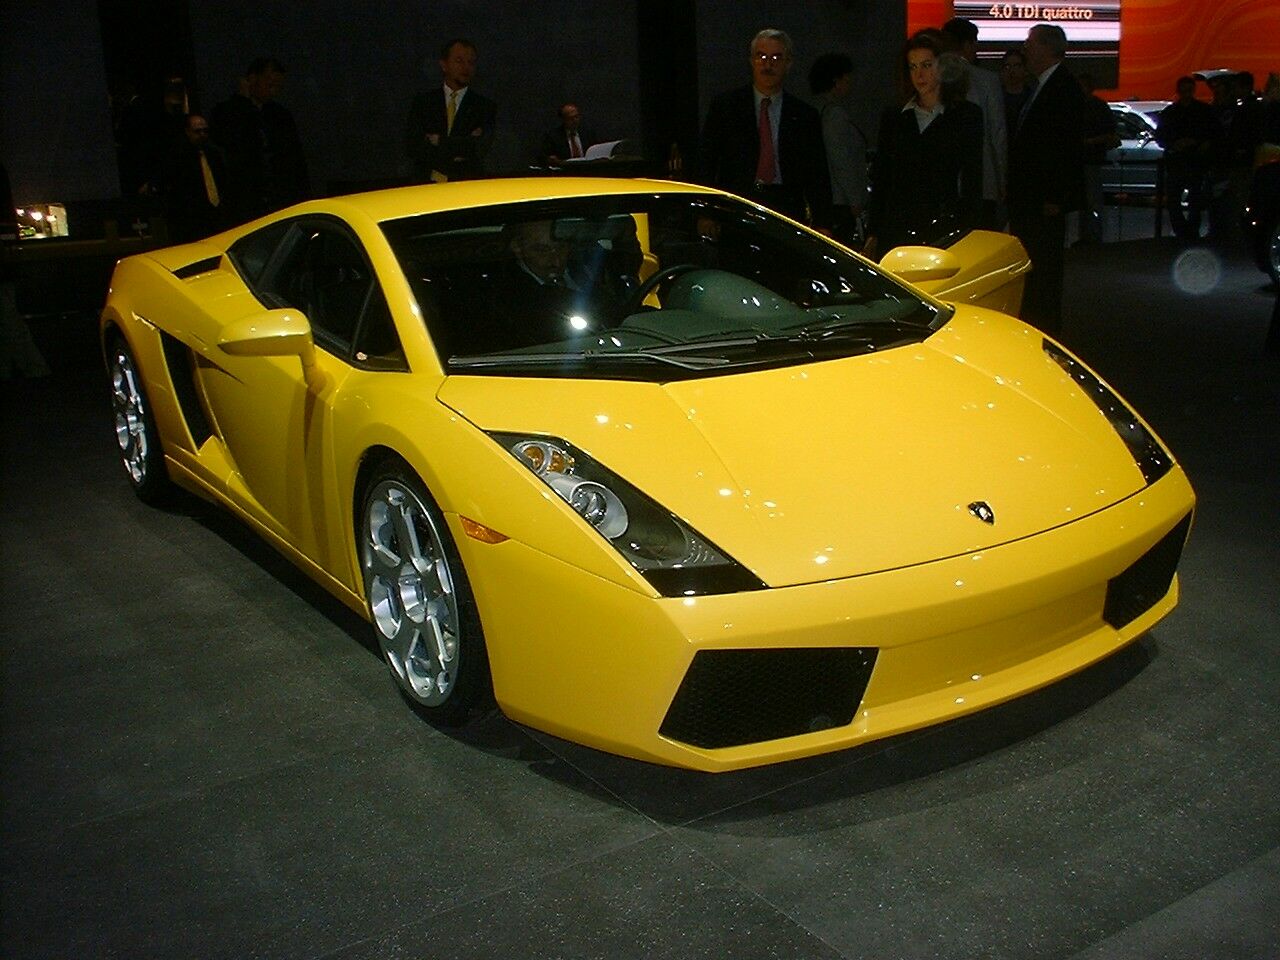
[437,310,1149,587]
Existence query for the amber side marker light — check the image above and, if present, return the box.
[460,517,509,544]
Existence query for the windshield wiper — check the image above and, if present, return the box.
[783,312,936,337]
[449,322,913,372]
[449,349,733,371]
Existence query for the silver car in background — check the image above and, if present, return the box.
[1102,101,1170,196]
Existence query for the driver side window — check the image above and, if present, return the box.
[263,224,372,354]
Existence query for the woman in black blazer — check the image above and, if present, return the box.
[866,34,983,257]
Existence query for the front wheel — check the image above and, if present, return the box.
[105,333,172,504]
[358,462,491,723]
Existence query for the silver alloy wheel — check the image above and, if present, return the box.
[109,344,150,486]
[361,479,460,706]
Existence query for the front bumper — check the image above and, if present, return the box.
[455,466,1195,772]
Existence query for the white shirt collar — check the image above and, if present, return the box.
[753,88,783,110]
[904,97,945,132]
[1035,61,1061,87]
[901,97,945,116]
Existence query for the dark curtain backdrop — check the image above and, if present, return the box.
[189,1,645,190]
[2,0,905,203]
[2,1,119,202]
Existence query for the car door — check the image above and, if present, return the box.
[200,217,398,566]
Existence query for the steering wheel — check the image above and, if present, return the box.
[622,263,702,315]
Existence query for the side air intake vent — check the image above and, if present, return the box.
[173,256,222,279]
[159,332,213,445]
[660,647,877,749]
[1103,513,1192,629]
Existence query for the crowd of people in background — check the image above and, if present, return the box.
[697,21,1090,331]
[110,24,1280,335]
[697,21,1280,334]
[1155,70,1280,244]
[113,57,308,243]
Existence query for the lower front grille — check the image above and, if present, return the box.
[1103,512,1192,629]
[659,647,877,750]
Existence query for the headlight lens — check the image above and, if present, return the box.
[492,433,764,596]
[1043,339,1173,485]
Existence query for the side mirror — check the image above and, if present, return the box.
[219,308,317,371]
[879,246,962,283]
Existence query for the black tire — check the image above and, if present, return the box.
[357,459,491,723]
[105,333,173,505]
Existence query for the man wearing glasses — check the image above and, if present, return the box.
[699,29,833,234]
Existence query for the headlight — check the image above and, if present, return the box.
[491,433,764,596]
[1043,339,1173,485]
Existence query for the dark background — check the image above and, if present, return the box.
[2,0,904,205]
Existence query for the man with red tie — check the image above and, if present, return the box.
[405,38,498,183]
[699,29,833,232]
[538,103,598,167]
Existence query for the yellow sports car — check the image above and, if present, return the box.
[101,178,1194,772]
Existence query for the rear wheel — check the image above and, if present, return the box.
[358,461,491,722]
[106,333,172,504]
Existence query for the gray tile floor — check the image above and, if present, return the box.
[2,235,1277,959]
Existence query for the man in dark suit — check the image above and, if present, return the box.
[211,58,310,221]
[1007,23,1086,334]
[1156,76,1222,241]
[539,103,597,167]
[699,29,833,232]
[161,114,235,242]
[405,38,498,182]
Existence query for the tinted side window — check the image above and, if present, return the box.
[227,220,292,284]
[353,284,408,371]
[263,225,372,352]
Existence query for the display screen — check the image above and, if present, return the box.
[953,1,1121,85]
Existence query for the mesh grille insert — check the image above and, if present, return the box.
[660,647,877,750]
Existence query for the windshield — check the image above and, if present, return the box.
[380,193,944,379]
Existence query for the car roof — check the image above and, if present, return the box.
[1193,68,1240,82]
[1109,101,1168,126]
[317,177,721,224]
[1110,100,1169,113]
